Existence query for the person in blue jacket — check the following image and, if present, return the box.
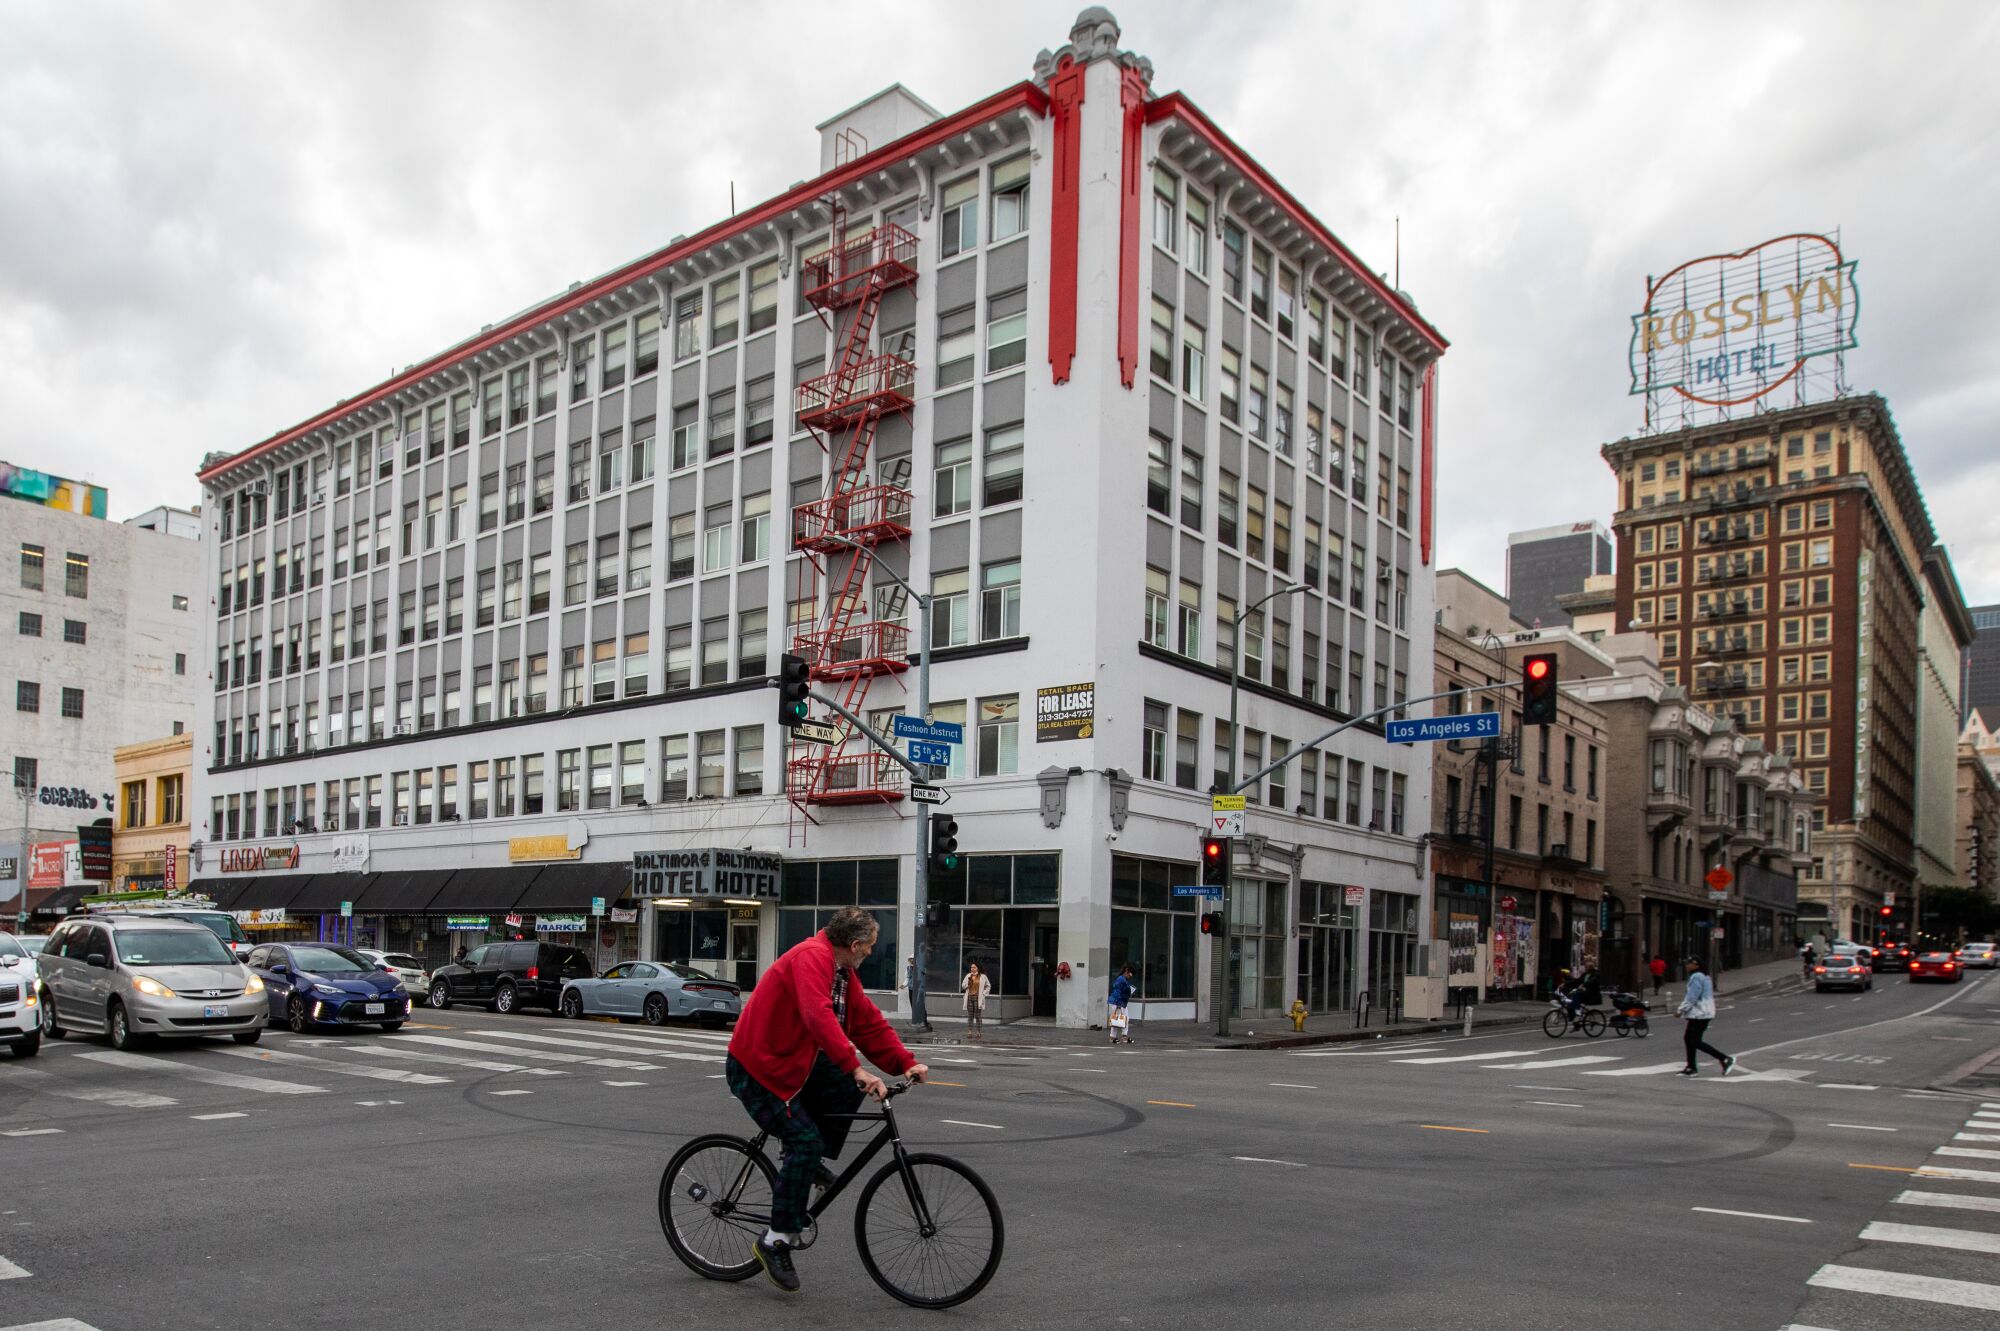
[1108,965,1137,1044]
[1675,956,1736,1077]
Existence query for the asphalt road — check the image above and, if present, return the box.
[2,967,1997,1331]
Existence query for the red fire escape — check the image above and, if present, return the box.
[787,217,919,835]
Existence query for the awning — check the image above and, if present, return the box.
[289,873,371,913]
[355,868,456,912]
[232,875,311,911]
[30,884,94,917]
[195,877,253,909]
[514,861,632,912]
[423,866,541,913]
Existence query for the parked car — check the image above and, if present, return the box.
[39,915,266,1050]
[1,932,43,1058]
[426,941,593,1015]
[1812,950,1873,993]
[356,949,431,1002]
[559,961,743,1026]
[83,901,253,960]
[1957,942,1998,969]
[8,935,50,955]
[247,943,413,1032]
[1907,951,1963,984]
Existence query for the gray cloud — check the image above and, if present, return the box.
[3,0,1995,600]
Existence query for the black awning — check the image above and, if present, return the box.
[355,868,456,912]
[192,878,252,909]
[290,873,371,913]
[423,866,541,913]
[233,875,310,910]
[514,861,631,912]
[30,884,94,917]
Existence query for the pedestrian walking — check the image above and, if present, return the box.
[1648,955,1667,997]
[905,955,926,1027]
[1107,965,1136,1044]
[1675,956,1735,1078]
[960,962,991,1039]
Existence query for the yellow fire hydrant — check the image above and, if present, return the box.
[1289,998,1309,1032]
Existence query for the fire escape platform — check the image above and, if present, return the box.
[802,223,919,311]
[793,484,912,553]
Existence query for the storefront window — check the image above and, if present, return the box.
[1109,855,1197,999]
[1296,882,1356,1012]
[778,858,899,991]
[920,853,1062,1008]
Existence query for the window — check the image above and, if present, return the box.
[707,389,735,458]
[1219,346,1241,421]
[18,611,40,637]
[1146,433,1171,515]
[711,274,741,345]
[1247,366,1267,436]
[703,504,732,572]
[986,297,1027,372]
[935,438,972,517]
[1178,447,1203,529]
[1250,245,1271,319]
[737,609,767,678]
[931,570,969,648]
[1184,192,1209,275]
[981,560,1021,639]
[1217,469,1239,547]
[64,552,88,598]
[668,514,696,580]
[991,155,1029,240]
[1222,220,1245,300]
[697,731,726,797]
[1141,700,1169,783]
[16,681,39,713]
[1177,579,1200,657]
[976,695,1019,776]
[675,292,702,359]
[937,303,976,387]
[1144,567,1169,647]
[941,175,978,256]
[983,425,1023,506]
[1150,296,1174,380]
[1274,384,1293,454]
[629,419,657,483]
[744,377,775,447]
[627,523,653,591]
[635,309,660,376]
[660,737,690,801]
[596,435,623,494]
[746,260,779,335]
[1276,267,1297,340]
[740,493,771,564]
[60,686,83,719]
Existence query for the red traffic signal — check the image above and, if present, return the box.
[1879,906,1893,917]
[1199,911,1223,936]
[1526,658,1550,680]
[1200,836,1230,888]
[1521,652,1559,726]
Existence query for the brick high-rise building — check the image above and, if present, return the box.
[1601,394,1939,942]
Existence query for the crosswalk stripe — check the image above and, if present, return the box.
[1859,1221,2000,1254]
[1,1319,104,1330]
[0,1255,30,1280]
[1894,1190,2000,1215]
[1481,1055,1623,1070]
[5,1066,179,1110]
[1953,1132,2000,1143]
[1932,1146,2000,1161]
[72,1050,326,1095]
[1581,1063,1686,1077]
[1394,1049,1547,1065]
[1916,1166,2000,1184]
[393,1033,665,1071]
[459,1029,721,1065]
[1290,1045,1446,1058]
[1808,1263,2000,1311]
[212,1045,451,1086]
[340,1044,543,1074]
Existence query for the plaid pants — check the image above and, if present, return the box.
[725,1053,863,1234]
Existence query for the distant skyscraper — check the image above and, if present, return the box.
[1968,604,2000,723]
[1506,521,1613,628]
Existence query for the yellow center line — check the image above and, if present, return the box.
[1419,1124,1490,1134]
[1847,1162,1918,1173]
[1147,1100,1198,1108]
[927,1081,967,1088]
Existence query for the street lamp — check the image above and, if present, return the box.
[1215,582,1309,1037]
[820,532,936,1033]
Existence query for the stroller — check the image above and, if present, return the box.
[1604,988,1650,1037]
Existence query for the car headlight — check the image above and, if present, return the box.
[132,975,177,999]
[312,983,345,997]
[244,974,266,994]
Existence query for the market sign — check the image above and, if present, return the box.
[509,834,580,863]
[1628,232,1858,407]
[1034,681,1095,741]
[632,848,781,901]
[538,915,588,933]
[219,844,300,873]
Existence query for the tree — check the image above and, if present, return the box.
[1917,886,2000,942]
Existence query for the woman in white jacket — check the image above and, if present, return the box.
[961,962,992,1038]
[1674,956,1735,1077]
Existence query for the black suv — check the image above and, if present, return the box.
[427,941,593,1015]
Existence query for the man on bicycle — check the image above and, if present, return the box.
[1558,966,1601,1022]
[725,905,928,1294]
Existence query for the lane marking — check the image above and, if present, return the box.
[190,1112,246,1121]
[1581,1063,1685,1077]
[0,1254,30,1280]
[939,1119,1004,1130]
[1482,1055,1622,1070]
[1828,1123,1898,1132]
[1395,1049,1544,1065]
[1269,1083,1318,1089]
[344,1045,537,1074]
[52,1087,180,1109]
[1953,1132,2000,1143]
[1896,1190,2000,1215]
[1529,1101,1585,1108]
[488,1088,533,1096]
[1232,1156,1306,1168]
[1418,1124,1489,1134]
[392,1033,665,1072]
[213,1045,451,1085]
[1809,1263,2000,1311]
[1691,1207,1812,1224]
[1848,1163,1919,1173]
[72,1050,325,1095]
[0,1319,104,1330]
[928,1080,967,1088]
[1295,1044,1446,1059]
[1,1129,64,1138]
[468,1027,723,1061]
[1933,1146,2000,1161]
[1916,1166,2000,1183]
[1819,1083,1879,1091]
[355,1100,403,1107]
[1147,1100,1196,1108]
[1861,1221,2000,1254]
[1515,1084,1590,1092]
[602,1080,648,1087]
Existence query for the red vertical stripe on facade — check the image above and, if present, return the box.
[1420,361,1438,566]
[1046,58,1087,386]
[1114,66,1148,390]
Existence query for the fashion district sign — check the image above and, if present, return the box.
[631,848,782,900]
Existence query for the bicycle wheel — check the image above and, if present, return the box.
[855,1153,1004,1309]
[1542,1009,1569,1039]
[1633,1017,1650,1038]
[1611,1018,1631,1038]
[1580,1010,1607,1038]
[660,1134,775,1281]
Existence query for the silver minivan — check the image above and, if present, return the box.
[40,915,268,1050]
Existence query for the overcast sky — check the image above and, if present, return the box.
[5,1,1996,603]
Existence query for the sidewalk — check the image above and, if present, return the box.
[902,954,1814,1052]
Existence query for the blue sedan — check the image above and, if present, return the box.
[249,943,412,1032]
[559,961,743,1026]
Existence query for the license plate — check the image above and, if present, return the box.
[712,1000,728,1009]
[203,1005,230,1018]
[365,1002,386,1015]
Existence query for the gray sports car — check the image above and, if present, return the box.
[558,961,743,1026]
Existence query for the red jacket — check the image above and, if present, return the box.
[728,931,915,1101]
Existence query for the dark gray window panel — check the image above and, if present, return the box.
[593,494,621,531]
[445,543,466,578]
[600,387,624,423]
[1181,401,1205,448]
[590,605,620,642]
[871,542,910,586]
[935,388,974,439]
[561,608,587,649]
[505,429,530,467]
[374,485,395,518]
[989,288,1027,321]
[1302,484,1323,524]
[630,377,658,420]
[533,417,558,451]
[447,450,471,486]
[983,374,1025,427]
[368,655,388,687]
[1215,553,1240,599]
[881,285,916,329]
[1325,390,1349,429]
[668,472,699,517]
[528,517,554,557]
[707,345,738,388]
[981,509,1023,563]
[615,594,644,637]
[987,239,1028,294]
[332,495,351,527]
[500,526,526,563]
[1244,443,1268,492]
[1222,302,1246,348]
[1179,533,1204,579]
[1374,625,1392,660]
[793,317,827,362]
[471,631,492,664]
[1250,323,1273,370]
[522,617,547,655]
[1393,637,1411,672]
[701,457,735,506]
[1144,518,1172,570]
[743,331,776,381]
[1244,565,1269,606]
[1305,372,1326,413]
[568,402,594,445]
[418,643,439,676]
[1184,271,1210,310]
[875,414,912,462]
[663,582,693,625]
[1217,427,1243,474]
[1395,532,1412,567]
[930,521,971,571]
[733,564,768,608]
[739,448,773,494]
[1149,386,1176,436]
[936,259,977,312]
[672,363,701,406]
[697,575,730,622]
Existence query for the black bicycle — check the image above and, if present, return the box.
[659,1082,1004,1308]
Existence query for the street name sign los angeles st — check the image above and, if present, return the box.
[1629,232,1858,420]
[1386,712,1501,745]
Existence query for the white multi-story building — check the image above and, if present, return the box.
[190,8,1447,1028]
[3,485,203,921]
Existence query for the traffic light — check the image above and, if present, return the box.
[924,899,952,928]
[1200,835,1230,889]
[929,814,961,877]
[777,652,811,729]
[1521,653,1559,726]
[1199,911,1223,936]
[1879,906,1893,918]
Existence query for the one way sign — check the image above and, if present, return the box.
[1210,794,1246,837]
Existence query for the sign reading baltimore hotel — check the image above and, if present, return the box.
[632,848,782,901]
